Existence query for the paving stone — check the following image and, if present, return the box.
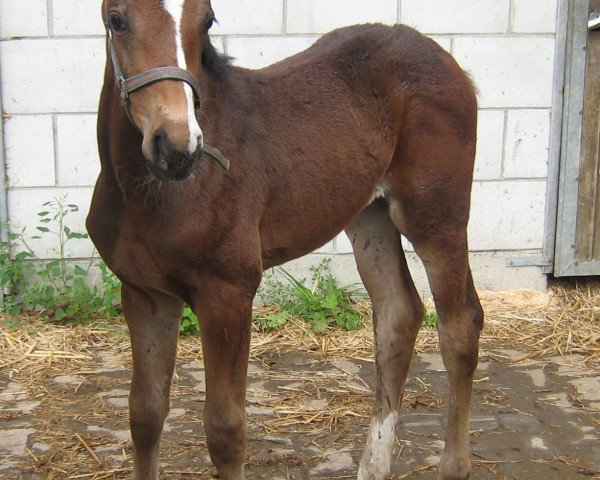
[247,405,276,416]
[98,388,129,398]
[263,435,293,446]
[401,413,443,429]
[167,408,186,421]
[106,397,128,408]
[522,367,547,387]
[0,381,28,402]
[540,392,573,409]
[331,357,361,374]
[6,401,41,414]
[470,416,499,430]
[247,362,268,375]
[499,413,542,432]
[88,425,130,442]
[530,437,549,450]
[569,377,600,408]
[310,451,354,475]
[31,442,50,452]
[0,428,35,456]
[419,353,446,371]
[188,370,207,392]
[53,374,85,386]
[94,444,121,453]
[181,361,203,371]
[308,398,329,411]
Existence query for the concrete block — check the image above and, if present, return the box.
[429,36,452,53]
[8,188,95,259]
[504,109,551,179]
[316,241,335,254]
[0,0,48,38]
[4,115,55,187]
[265,249,547,300]
[401,0,509,34]
[211,0,284,35]
[0,38,105,114]
[276,254,361,289]
[210,36,226,55]
[227,36,318,69]
[469,180,547,250]
[286,0,397,34]
[512,0,558,33]
[52,0,105,36]
[474,110,504,180]
[56,114,101,187]
[453,37,555,108]
[336,232,354,254]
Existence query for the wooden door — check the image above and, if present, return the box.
[555,0,600,276]
[575,0,600,263]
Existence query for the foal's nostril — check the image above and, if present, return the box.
[147,129,200,180]
[152,130,170,170]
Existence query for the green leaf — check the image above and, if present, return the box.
[38,211,50,217]
[321,291,338,309]
[55,308,67,321]
[36,227,50,233]
[73,265,87,276]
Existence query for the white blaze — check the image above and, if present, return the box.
[162,0,203,154]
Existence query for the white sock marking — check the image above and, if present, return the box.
[358,412,398,480]
[162,0,203,154]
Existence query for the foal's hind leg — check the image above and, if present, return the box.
[387,118,483,478]
[407,234,482,480]
[346,201,424,480]
[122,284,183,480]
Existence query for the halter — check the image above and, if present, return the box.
[106,27,230,171]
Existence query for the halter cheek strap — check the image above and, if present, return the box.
[106,28,230,171]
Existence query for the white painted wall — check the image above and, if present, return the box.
[0,0,560,291]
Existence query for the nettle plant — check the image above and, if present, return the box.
[257,259,365,333]
[0,197,121,322]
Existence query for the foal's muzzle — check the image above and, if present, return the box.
[149,129,201,181]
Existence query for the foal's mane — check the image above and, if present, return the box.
[201,36,231,80]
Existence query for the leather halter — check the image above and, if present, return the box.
[106,27,230,171]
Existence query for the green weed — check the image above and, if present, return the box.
[0,196,121,322]
[179,305,200,336]
[257,259,364,334]
[422,311,439,328]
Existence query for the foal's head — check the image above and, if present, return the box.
[103,0,215,180]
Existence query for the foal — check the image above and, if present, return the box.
[87,1,483,479]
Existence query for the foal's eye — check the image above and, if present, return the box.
[108,12,127,33]
[205,18,214,32]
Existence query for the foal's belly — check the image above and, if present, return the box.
[259,159,386,268]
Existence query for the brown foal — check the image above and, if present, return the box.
[88,1,483,479]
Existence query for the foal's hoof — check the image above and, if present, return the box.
[357,463,390,480]
[438,453,470,480]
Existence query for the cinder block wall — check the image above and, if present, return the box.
[0,0,559,292]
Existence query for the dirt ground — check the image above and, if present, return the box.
[1,289,600,479]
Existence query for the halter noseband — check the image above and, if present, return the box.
[106,27,230,171]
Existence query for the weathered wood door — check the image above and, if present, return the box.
[555,0,600,276]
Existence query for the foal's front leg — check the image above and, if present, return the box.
[195,276,255,480]
[122,284,183,480]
